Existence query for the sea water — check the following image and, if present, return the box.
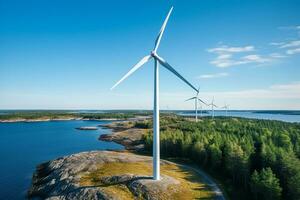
[0,120,123,200]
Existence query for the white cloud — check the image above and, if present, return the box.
[270,82,300,90]
[210,59,249,68]
[270,25,300,55]
[198,72,229,79]
[207,45,254,53]
[242,54,271,63]
[160,82,300,109]
[207,44,277,68]
[209,82,300,100]
[270,42,285,46]
[286,48,300,55]
[210,59,240,68]
[279,40,300,48]
[270,40,300,55]
[269,25,300,56]
[269,53,287,58]
[217,54,232,59]
[209,51,273,68]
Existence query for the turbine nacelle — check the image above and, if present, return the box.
[111,6,198,93]
[151,51,158,58]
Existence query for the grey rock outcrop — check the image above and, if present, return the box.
[28,151,179,200]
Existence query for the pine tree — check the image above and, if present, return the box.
[250,168,282,200]
[250,170,260,200]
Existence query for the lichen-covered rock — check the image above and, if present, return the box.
[28,151,180,200]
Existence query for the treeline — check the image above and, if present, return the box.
[0,110,151,120]
[0,111,74,120]
[141,116,300,200]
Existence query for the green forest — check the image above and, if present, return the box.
[140,116,300,200]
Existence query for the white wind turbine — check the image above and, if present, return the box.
[222,103,230,116]
[185,87,207,122]
[208,97,218,119]
[111,7,198,180]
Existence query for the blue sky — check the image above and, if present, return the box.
[0,0,299,110]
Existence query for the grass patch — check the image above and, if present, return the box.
[80,161,214,200]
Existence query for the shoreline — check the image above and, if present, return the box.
[99,120,148,151]
[0,116,149,150]
[0,117,123,123]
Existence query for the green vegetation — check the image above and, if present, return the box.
[141,116,300,200]
[0,110,151,120]
[250,168,282,200]
[80,161,214,200]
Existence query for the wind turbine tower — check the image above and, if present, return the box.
[111,7,198,180]
[208,97,218,119]
[222,103,230,117]
[185,87,207,122]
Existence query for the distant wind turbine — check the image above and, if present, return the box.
[199,103,204,117]
[221,103,230,116]
[208,97,218,119]
[185,87,207,122]
[111,7,198,180]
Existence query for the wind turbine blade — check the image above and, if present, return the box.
[155,55,198,92]
[185,97,196,102]
[111,55,152,90]
[197,86,200,95]
[153,7,173,52]
[198,98,208,106]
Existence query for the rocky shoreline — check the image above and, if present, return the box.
[99,121,147,151]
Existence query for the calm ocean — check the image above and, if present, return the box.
[0,120,123,200]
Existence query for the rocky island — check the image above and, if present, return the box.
[99,121,146,151]
[76,126,98,130]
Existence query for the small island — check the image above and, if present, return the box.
[76,126,98,130]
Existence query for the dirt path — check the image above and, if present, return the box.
[175,162,226,200]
